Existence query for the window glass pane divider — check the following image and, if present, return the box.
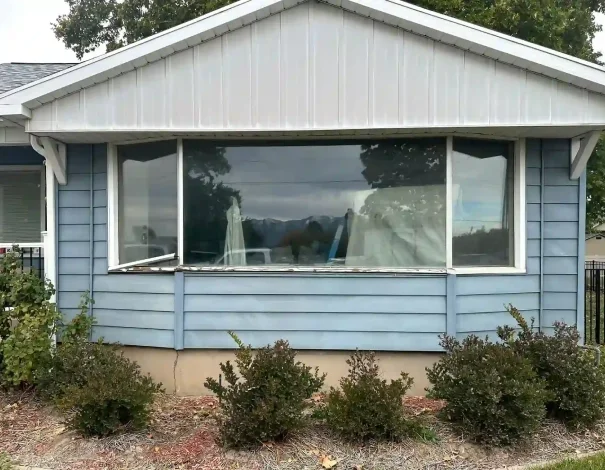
[177,138,184,263]
[515,138,526,271]
[446,136,453,269]
[107,144,119,268]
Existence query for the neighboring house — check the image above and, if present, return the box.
[0,63,74,277]
[0,0,603,394]
[587,223,605,260]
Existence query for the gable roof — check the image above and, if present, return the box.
[2,0,605,115]
[0,63,74,95]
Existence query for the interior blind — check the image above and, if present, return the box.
[0,171,42,243]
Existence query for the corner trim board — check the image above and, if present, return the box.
[446,273,456,336]
[577,170,587,342]
[174,271,185,350]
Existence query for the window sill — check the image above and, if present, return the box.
[107,265,526,275]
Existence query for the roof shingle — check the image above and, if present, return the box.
[0,63,75,95]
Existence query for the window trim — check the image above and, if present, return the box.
[107,136,527,275]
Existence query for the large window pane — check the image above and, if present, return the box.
[452,138,514,267]
[117,141,178,264]
[0,170,42,243]
[183,139,446,268]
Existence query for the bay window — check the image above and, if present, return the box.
[108,136,525,273]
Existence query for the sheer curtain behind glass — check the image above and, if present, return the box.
[0,171,42,243]
[183,138,447,268]
[117,141,178,264]
[452,138,514,266]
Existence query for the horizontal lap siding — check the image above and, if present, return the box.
[183,275,447,350]
[456,139,579,338]
[57,144,175,348]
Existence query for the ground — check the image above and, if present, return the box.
[2,391,605,470]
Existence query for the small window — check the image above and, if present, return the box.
[117,140,178,265]
[0,170,43,243]
[452,139,515,267]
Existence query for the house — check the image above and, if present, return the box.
[0,0,602,395]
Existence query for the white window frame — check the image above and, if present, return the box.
[0,165,46,249]
[107,136,526,275]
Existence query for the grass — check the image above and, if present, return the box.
[538,452,605,469]
[0,452,13,470]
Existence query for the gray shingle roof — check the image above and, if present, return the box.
[0,63,75,95]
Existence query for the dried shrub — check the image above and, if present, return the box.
[426,334,548,446]
[204,333,325,448]
[325,351,433,442]
[500,305,605,429]
[56,343,163,436]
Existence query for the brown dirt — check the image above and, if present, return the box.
[2,391,605,470]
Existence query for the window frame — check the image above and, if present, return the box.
[0,164,46,249]
[107,136,526,275]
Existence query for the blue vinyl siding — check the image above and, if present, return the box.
[55,139,584,351]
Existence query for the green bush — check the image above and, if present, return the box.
[499,306,605,429]
[205,333,325,448]
[0,452,12,470]
[426,334,548,446]
[325,350,431,442]
[56,342,163,436]
[0,247,59,386]
[35,294,96,401]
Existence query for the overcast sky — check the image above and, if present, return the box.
[2,0,605,64]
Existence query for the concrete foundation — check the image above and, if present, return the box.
[121,347,441,396]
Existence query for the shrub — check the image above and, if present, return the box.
[0,452,12,470]
[426,334,548,446]
[56,343,163,436]
[0,247,59,386]
[35,294,96,401]
[499,306,605,429]
[204,333,325,448]
[324,350,431,442]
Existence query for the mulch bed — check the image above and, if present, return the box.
[1,391,605,470]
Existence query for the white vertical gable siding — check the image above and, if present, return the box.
[28,1,605,132]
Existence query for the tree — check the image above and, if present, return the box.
[54,0,605,226]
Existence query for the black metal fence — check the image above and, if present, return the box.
[0,247,45,280]
[585,260,605,344]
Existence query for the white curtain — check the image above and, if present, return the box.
[224,197,246,266]
[345,186,446,267]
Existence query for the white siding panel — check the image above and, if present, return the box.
[194,38,223,128]
[223,26,253,128]
[553,81,585,124]
[28,1,605,133]
[83,82,109,128]
[138,60,167,128]
[110,71,137,128]
[461,53,492,125]
[252,14,281,127]
[340,12,372,127]
[55,92,82,130]
[525,72,553,124]
[431,42,462,125]
[168,48,195,128]
[400,33,432,125]
[280,3,309,128]
[490,62,524,124]
[371,22,401,126]
[309,2,341,127]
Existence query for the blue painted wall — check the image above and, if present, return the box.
[0,146,44,165]
[56,140,583,351]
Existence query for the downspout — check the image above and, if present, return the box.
[89,145,94,327]
[539,140,545,332]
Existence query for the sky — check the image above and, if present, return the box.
[2,0,605,64]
